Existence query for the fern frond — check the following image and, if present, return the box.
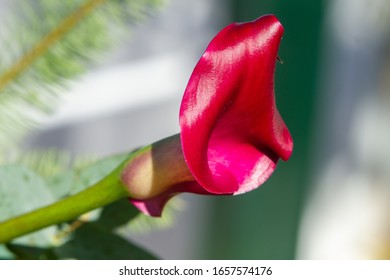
[0,0,163,153]
[0,0,106,92]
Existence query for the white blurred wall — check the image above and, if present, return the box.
[297,0,390,259]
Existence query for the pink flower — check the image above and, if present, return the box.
[121,15,293,216]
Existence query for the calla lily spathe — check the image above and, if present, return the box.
[121,15,293,216]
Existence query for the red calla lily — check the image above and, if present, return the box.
[121,15,293,216]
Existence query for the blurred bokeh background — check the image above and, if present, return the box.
[2,0,390,259]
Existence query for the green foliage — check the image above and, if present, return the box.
[98,198,139,230]
[55,223,156,260]
[0,244,15,260]
[6,222,157,260]
[70,152,129,195]
[0,151,179,259]
[6,244,57,260]
[5,194,160,260]
[0,165,58,247]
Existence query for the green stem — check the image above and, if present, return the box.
[0,164,128,244]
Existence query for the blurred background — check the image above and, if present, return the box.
[2,0,390,259]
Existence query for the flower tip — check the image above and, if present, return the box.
[251,14,284,36]
[282,135,294,161]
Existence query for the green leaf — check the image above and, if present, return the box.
[46,171,76,199]
[71,153,129,195]
[55,223,157,259]
[0,165,57,246]
[97,198,139,230]
[0,244,15,260]
[6,150,127,200]
[5,222,159,259]
[6,243,57,260]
